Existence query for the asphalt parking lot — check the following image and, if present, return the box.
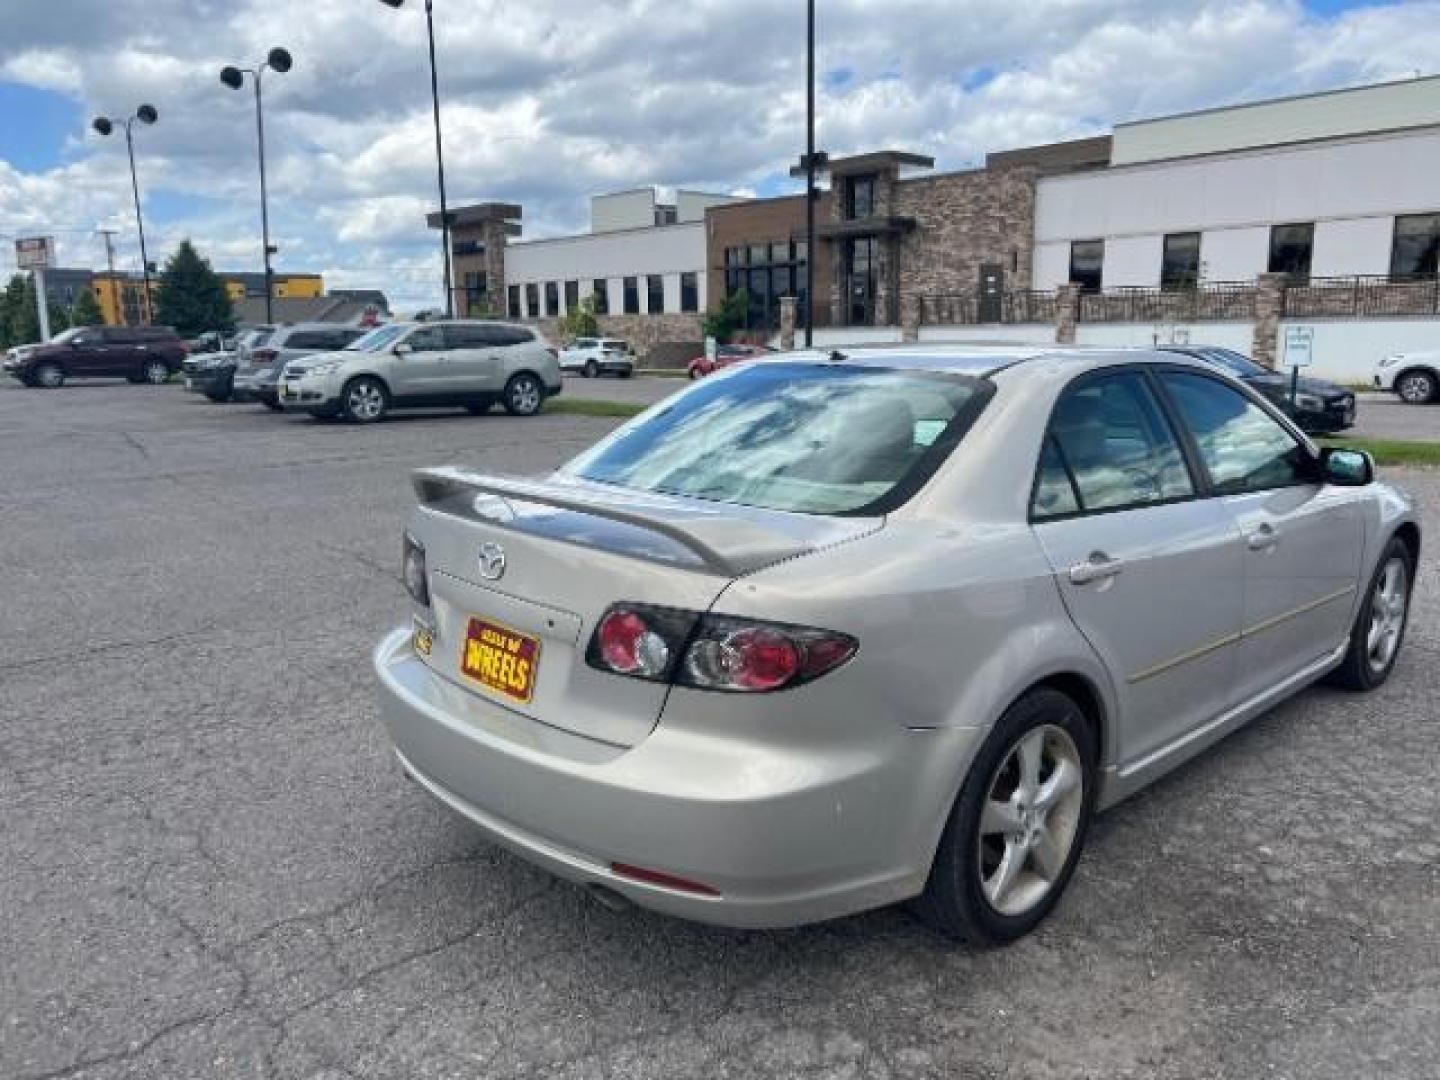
[2,381,1438,1080]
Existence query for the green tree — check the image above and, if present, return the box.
[69,287,104,328]
[153,240,234,337]
[700,288,749,344]
[559,294,600,340]
[0,274,24,349]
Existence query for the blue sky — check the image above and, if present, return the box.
[2,0,1438,310]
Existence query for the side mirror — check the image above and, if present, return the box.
[393,342,413,356]
[1320,447,1374,487]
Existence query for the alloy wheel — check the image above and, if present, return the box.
[143,361,169,384]
[1366,556,1409,674]
[347,381,385,422]
[1397,373,1435,404]
[976,724,1085,917]
[35,364,63,388]
[506,375,542,416]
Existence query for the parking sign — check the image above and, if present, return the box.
[1284,326,1314,369]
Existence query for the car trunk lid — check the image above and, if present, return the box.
[409,468,880,746]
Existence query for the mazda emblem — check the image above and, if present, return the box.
[478,542,506,581]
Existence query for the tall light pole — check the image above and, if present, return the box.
[379,0,454,318]
[221,47,293,325]
[92,105,159,324]
[804,0,816,347]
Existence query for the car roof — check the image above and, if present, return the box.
[772,344,1221,379]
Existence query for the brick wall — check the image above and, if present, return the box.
[530,312,705,367]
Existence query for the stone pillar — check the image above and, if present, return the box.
[480,221,509,316]
[1252,272,1288,369]
[1055,283,1080,344]
[901,294,920,342]
[779,296,797,351]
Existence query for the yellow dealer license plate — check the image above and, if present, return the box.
[460,617,540,704]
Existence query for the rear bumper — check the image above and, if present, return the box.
[372,626,953,928]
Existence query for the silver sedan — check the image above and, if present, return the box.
[373,347,1419,943]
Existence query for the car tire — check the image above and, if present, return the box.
[915,687,1097,945]
[32,362,64,388]
[341,376,389,423]
[502,373,544,416]
[1395,369,1437,404]
[583,360,598,379]
[1326,535,1415,691]
[141,359,171,385]
[204,372,235,403]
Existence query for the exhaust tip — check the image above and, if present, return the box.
[587,884,634,914]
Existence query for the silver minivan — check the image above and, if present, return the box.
[278,320,563,423]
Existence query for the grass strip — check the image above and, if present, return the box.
[1318,436,1440,467]
[544,397,647,418]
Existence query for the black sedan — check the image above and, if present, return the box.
[1160,345,1356,434]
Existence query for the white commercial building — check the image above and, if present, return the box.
[505,188,743,321]
[1033,76,1440,292]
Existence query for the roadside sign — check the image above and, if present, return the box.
[1284,326,1314,369]
[15,236,54,271]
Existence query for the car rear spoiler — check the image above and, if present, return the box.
[412,467,877,577]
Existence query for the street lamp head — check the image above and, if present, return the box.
[266,47,293,74]
[92,117,114,137]
[136,104,158,125]
[220,65,245,90]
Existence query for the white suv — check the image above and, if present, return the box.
[278,320,562,423]
[1375,350,1440,404]
[559,338,635,379]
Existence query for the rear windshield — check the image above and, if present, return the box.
[564,363,986,515]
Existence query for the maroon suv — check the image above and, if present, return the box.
[5,325,187,388]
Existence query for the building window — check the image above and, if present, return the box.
[654,205,677,226]
[1069,240,1104,293]
[680,272,698,313]
[525,283,539,317]
[564,280,579,312]
[462,271,487,314]
[1268,223,1314,281]
[592,279,609,315]
[507,285,520,318]
[646,274,665,314]
[1161,232,1201,290]
[623,277,639,314]
[723,239,807,330]
[544,281,559,317]
[845,174,876,220]
[1390,213,1440,279]
[844,237,876,325]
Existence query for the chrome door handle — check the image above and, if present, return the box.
[1069,552,1124,586]
[1246,524,1279,552]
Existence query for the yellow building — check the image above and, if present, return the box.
[92,270,326,326]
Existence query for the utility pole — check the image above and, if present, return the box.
[804,0,817,347]
[99,229,120,324]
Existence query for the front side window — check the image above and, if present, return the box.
[623,277,639,314]
[845,174,876,219]
[1268,223,1314,281]
[647,274,665,314]
[405,326,447,352]
[565,364,984,515]
[1033,372,1194,519]
[1161,232,1201,290]
[1390,213,1440,279]
[1159,371,1311,493]
[1069,239,1104,293]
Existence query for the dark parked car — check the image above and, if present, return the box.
[184,327,275,402]
[4,325,186,388]
[1159,345,1356,433]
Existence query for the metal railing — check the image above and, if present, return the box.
[918,289,1057,326]
[1078,281,1256,323]
[1282,274,1440,318]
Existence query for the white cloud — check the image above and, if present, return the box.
[2,0,1440,310]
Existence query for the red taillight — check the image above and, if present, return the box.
[585,604,856,693]
[610,862,720,897]
[252,348,278,364]
[596,609,671,677]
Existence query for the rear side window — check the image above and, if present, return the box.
[284,331,334,350]
[1158,372,1311,494]
[1032,372,1194,519]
